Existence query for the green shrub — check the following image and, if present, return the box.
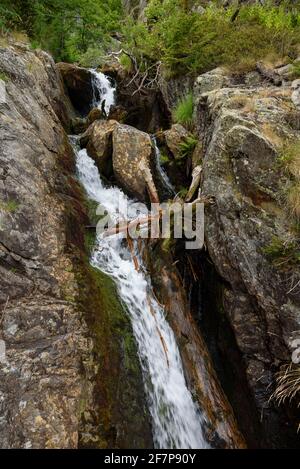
[178,135,198,160]
[119,53,133,72]
[278,140,300,221]
[173,93,194,127]
[122,1,300,77]
[78,46,105,68]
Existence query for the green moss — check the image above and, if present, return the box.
[160,151,170,165]
[0,71,9,82]
[263,236,300,268]
[0,199,19,212]
[75,258,151,448]
[66,178,152,448]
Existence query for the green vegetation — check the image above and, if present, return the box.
[0,71,9,82]
[122,1,300,77]
[0,199,19,213]
[179,135,198,159]
[263,236,300,267]
[0,71,8,82]
[0,0,123,63]
[291,61,300,78]
[173,93,194,128]
[119,53,133,72]
[2,1,300,75]
[279,140,300,221]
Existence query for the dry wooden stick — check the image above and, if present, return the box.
[139,160,160,204]
[185,165,202,202]
[127,233,139,272]
[147,295,169,367]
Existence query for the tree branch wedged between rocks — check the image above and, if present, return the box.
[103,49,162,96]
[102,162,214,243]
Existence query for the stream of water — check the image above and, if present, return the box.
[72,72,209,449]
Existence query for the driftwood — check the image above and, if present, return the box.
[139,159,160,204]
[147,295,169,367]
[185,165,202,202]
[127,233,139,272]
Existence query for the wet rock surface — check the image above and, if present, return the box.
[0,45,153,449]
[144,246,246,449]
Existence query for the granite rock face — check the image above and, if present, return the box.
[0,44,153,449]
[112,124,154,200]
[195,79,300,447]
[0,44,87,449]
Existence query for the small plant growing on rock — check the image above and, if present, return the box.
[263,236,300,267]
[0,199,19,213]
[270,363,300,432]
[0,71,8,82]
[179,135,198,159]
[173,93,194,128]
[278,140,300,221]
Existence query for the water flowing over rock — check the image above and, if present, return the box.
[0,44,152,449]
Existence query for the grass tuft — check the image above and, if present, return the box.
[0,199,19,213]
[271,363,300,407]
[173,93,194,128]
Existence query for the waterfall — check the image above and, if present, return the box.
[152,136,175,197]
[70,72,209,449]
[90,69,116,115]
[74,145,209,449]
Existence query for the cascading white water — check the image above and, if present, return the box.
[70,70,209,449]
[73,143,209,449]
[90,69,116,115]
[152,136,175,196]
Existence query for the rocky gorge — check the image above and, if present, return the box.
[0,33,299,449]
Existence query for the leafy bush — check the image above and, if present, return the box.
[173,93,194,127]
[0,0,123,62]
[122,1,300,77]
[119,53,133,72]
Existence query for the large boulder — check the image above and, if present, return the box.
[82,119,118,178]
[112,124,153,200]
[196,82,300,447]
[164,124,190,160]
[57,62,93,115]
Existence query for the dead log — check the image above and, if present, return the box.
[139,159,160,204]
[185,165,202,202]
